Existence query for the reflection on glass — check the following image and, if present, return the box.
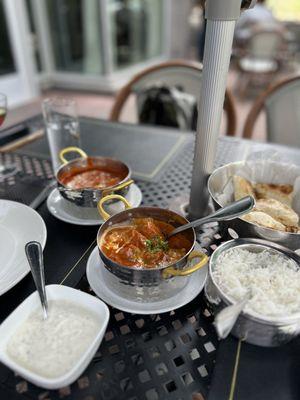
[0,0,16,76]
[46,0,103,74]
[108,0,163,70]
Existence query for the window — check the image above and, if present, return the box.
[46,0,103,74]
[0,0,16,76]
[26,0,42,72]
[108,0,164,70]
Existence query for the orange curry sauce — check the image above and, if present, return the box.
[61,168,121,189]
[61,167,123,189]
[100,217,192,268]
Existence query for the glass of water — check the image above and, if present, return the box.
[42,98,81,172]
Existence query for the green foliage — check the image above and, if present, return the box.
[267,0,300,20]
[145,236,169,253]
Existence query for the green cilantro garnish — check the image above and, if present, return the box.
[145,236,169,253]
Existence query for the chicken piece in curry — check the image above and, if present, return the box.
[100,217,192,268]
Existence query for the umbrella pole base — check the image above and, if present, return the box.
[168,194,218,247]
[168,194,190,218]
[168,194,215,221]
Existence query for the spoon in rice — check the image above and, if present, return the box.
[167,196,255,239]
[214,291,252,339]
[25,241,48,320]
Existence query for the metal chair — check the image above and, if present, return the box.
[243,75,300,147]
[110,60,237,136]
[235,28,286,98]
[284,21,300,57]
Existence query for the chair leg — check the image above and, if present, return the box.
[237,72,251,100]
[235,71,244,97]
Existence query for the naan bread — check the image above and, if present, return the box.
[286,226,300,233]
[242,211,286,231]
[233,175,255,201]
[230,175,299,232]
[255,198,299,227]
[254,183,293,206]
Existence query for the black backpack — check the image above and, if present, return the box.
[137,86,197,131]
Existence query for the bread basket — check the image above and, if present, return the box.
[207,160,300,250]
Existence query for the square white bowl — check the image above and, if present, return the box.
[0,284,110,389]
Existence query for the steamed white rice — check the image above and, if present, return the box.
[213,248,300,318]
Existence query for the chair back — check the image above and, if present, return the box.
[243,76,300,146]
[285,22,300,51]
[130,65,201,100]
[110,60,237,135]
[265,79,300,146]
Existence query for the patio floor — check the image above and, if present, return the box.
[3,66,295,143]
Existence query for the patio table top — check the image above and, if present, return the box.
[0,116,299,400]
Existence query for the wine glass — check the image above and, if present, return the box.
[0,93,17,178]
[0,93,7,128]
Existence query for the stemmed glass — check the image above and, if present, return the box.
[0,93,17,178]
[0,93,7,128]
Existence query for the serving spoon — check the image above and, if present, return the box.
[167,196,255,239]
[214,291,252,339]
[25,241,48,320]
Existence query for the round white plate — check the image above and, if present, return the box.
[47,184,142,226]
[0,200,47,296]
[86,245,208,314]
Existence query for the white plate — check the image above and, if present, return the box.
[47,183,143,226]
[86,246,208,314]
[0,200,47,296]
[0,284,110,389]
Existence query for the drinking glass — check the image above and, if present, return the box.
[0,93,7,127]
[42,98,81,172]
[0,93,18,178]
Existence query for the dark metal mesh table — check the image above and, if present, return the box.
[0,140,220,400]
[1,119,300,400]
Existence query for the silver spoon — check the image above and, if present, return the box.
[25,241,48,320]
[167,196,255,239]
[214,292,251,339]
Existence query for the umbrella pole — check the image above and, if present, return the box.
[188,0,256,219]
